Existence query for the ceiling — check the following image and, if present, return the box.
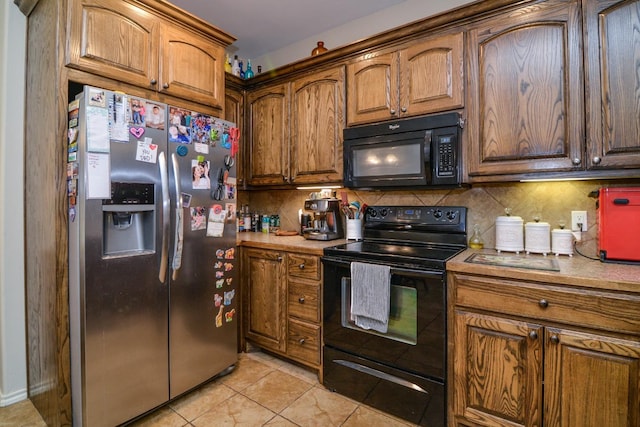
[166,0,406,60]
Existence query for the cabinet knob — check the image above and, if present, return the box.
[298,338,306,345]
[400,106,407,113]
[572,158,581,165]
[390,109,397,115]
[150,78,157,85]
[538,299,549,309]
[529,330,538,340]
[298,263,305,269]
[592,156,602,165]
[550,335,560,344]
[298,297,305,304]
[277,256,283,262]
[163,82,169,89]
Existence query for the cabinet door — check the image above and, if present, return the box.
[159,24,225,109]
[466,0,584,178]
[453,310,542,427]
[544,327,640,427]
[346,52,399,125]
[66,0,159,88]
[246,84,290,186]
[243,249,287,352]
[584,0,640,169]
[225,86,244,187]
[291,67,345,184]
[399,32,464,117]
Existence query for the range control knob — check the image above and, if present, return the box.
[446,210,458,221]
[368,208,377,218]
[433,209,443,219]
[379,208,388,217]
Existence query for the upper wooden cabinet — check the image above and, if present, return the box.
[246,66,345,186]
[465,0,584,178]
[347,32,464,125]
[583,0,640,169]
[66,0,229,108]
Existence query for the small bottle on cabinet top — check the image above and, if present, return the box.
[469,224,484,249]
[311,41,328,56]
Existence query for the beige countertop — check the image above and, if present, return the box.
[448,248,640,293]
[237,231,346,255]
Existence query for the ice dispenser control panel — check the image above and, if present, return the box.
[102,182,156,258]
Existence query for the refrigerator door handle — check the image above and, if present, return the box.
[171,153,184,280]
[159,151,170,283]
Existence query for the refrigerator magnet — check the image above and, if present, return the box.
[215,279,224,288]
[223,290,235,306]
[190,206,207,231]
[215,306,224,328]
[135,138,158,164]
[214,293,222,307]
[225,309,235,323]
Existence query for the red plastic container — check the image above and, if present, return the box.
[598,187,640,263]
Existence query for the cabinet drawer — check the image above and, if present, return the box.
[288,281,320,323]
[453,274,640,335]
[287,254,320,280]
[288,319,320,366]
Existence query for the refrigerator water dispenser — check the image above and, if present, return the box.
[103,182,155,257]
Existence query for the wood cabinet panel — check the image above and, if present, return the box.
[67,0,159,88]
[454,274,640,335]
[66,0,228,108]
[466,0,584,177]
[450,271,640,427]
[291,66,345,184]
[159,24,225,108]
[544,327,640,427]
[287,253,321,281]
[246,83,289,185]
[243,248,286,352]
[453,310,542,427]
[288,281,320,323]
[225,86,244,187]
[287,318,321,366]
[584,0,640,169]
[347,32,463,125]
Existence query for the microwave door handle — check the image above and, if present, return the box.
[424,130,433,183]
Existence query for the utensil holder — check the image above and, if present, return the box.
[346,218,362,240]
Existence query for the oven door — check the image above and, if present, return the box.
[323,257,446,380]
[322,256,446,426]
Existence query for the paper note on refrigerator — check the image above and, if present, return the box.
[86,152,110,199]
[86,106,110,153]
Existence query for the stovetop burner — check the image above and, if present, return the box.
[323,205,468,271]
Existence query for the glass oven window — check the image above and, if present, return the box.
[341,278,417,345]
[352,142,422,178]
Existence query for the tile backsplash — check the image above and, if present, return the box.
[241,179,640,258]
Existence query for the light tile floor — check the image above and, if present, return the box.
[0,350,417,427]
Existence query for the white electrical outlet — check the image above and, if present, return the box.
[571,211,587,231]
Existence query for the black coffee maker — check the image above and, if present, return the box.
[301,198,344,241]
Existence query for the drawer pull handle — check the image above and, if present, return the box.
[299,338,306,345]
[529,331,538,340]
[298,297,305,304]
[299,263,305,269]
[538,299,549,309]
[550,335,560,344]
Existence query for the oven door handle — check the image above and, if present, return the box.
[322,257,444,280]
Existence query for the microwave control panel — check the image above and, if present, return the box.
[434,132,457,180]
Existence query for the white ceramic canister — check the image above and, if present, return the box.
[551,229,574,256]
[525,221,551,255]
[495,215,524,253]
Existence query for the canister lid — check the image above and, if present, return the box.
[525,221,550,228]
[496,215,523,223]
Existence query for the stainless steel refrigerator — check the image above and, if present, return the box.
[68,86,239,426]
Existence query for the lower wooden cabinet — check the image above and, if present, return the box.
[242,247,322,370]
[449,272,640,427]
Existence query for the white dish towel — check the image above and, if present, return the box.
[350,261,391,333]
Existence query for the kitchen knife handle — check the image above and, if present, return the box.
[159,152,170,283]
[171,153,184,280]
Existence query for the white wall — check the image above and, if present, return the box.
[0,1,27,407]
[253,0,475,70]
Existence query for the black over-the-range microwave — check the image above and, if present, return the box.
[343,112,463,189]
